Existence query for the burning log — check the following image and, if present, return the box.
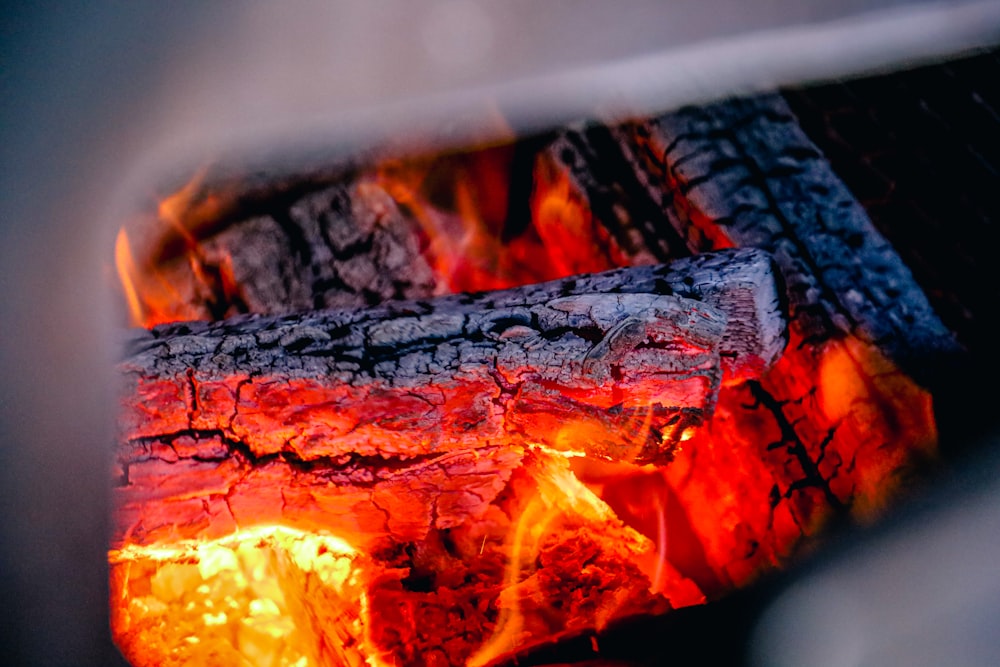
[540,93,951,593]
[112,250,784,667]
[111,449,676,667]
[124,288,726,467]
[549,93,958,366]
[117,178,439,326]
[118,250,785,500]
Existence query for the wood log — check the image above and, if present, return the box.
[110,449,675,667]
[548,93,958,370]
[538,94,950,594]
[122,290,726,467]
[128,178,439,323]
[119,249,785,469]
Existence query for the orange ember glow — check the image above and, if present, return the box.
[111,138,940,666]
[111,452,678,667]
[373,145,631,295]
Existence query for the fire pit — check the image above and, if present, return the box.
[108,91,953,666]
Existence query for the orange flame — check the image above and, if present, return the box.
[114,228,145,327]
[528,151,635,277]
[114,170,245,328]
[373,143,635,296]
[468,452,630,667]
[114,225,197,327]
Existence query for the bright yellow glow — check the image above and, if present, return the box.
[110,526,371,667]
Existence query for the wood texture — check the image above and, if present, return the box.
[140,180,438,322]
[119,251,786,461]
[549,93,959,370]
[114,251,787,549]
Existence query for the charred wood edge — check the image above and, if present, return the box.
[120,290,727,466]
[125,247,785,378]
[496,247,788,379]
[547,125,694,263]
[147,162,360,266]
[119,252,786,468]
[552,93,960,383]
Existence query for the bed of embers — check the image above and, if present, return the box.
[107,93,955,667]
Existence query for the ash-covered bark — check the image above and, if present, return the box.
[563,248,787,378]
[120,252,787,469]
[147,180,439,321]
[121,290,725,470]
[550,94,957,372]
[640,94,958,368]
[544,125,694,262]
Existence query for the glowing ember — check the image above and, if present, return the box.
[111,452,678,667]
[110,526,374,667]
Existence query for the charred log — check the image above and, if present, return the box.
[120,252,785,482]
[549,93,958,371]
[130,179,439,323]
[542,93,947,587]
[110,449,675,667]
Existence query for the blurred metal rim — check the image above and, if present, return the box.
[2,2,1000,664]
[751,448,1000,667]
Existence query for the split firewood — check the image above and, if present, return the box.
[120,250,784,461]
[123,178,439,324]
[547,93,958,369]
[114,249,785,554]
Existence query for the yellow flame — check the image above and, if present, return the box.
[114,228,145,327]
[467,494,558,667]
[110,526,376,667]
[468,454,621,667]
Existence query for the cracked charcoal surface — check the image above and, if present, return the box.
[128,247,785,378]
[115,253,787,552]
[120,284,730,468]
[114,428,525,549]
[782,47,1000,358]
[159,180,440,320]
[648,94,959,370]
[548,92,946,585]
[554,94,958,376]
